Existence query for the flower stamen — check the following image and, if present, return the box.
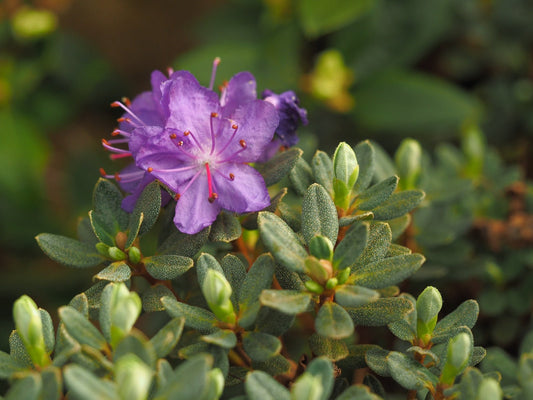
[215,123,239,156]
[110,101,146,126]
[209,57,221,91]
[205,162,218,202]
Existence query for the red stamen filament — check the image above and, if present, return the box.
[110,153,132,160]
[210,112,218,155]
[205,163,217,202]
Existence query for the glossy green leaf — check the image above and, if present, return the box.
[144,255,194,280]
[258,212,307,272]
[35,233,105,268]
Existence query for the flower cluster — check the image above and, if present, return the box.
[101,60,307,234]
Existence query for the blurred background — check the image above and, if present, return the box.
[1,0,532,357]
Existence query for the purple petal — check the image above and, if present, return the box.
[219,99,278,163]
[128,126,167,157]
[220,72,257,118]
[173,173,222,234]
[163,71,221,144]
[119,91,163,133]
[213,163,270,213]
[121,171,158,212]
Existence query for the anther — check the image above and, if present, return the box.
[208,193,218,203]
[147,167,153,173]
[174,193,181,200]
[178,141,184,146]
[114,173,121,181]
[232,124,238,130]
[110,101,120,108]
[121,97,131,106]
[184,130,190,136]
[229,173,235,181]
[117,117,127,123]
[239,139,247,148]
[169,133,177,139]
[211,112,218,118]
[99,168,107,176]
[102,138,110,145]
[112,130,121,136]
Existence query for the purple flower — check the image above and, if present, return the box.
[131,70,279,234]
[100,70,174,211]
[262,89,308,147]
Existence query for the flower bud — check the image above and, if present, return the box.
[109,283,142,347]
[395,138,422,190]
[416,286,442,343]
[304,280,324,294]
[336,267,351,285]
[332,142,358,209]
[304,257,332,285]
[308,235,334,261]
[95,242,110,257]
[115,354,153,400]
[13,295,50,367]
[440,332,472,385]
[128,246,141,264]
[325,277,338,290]
[108,246,127,261]
[206,369,225,399]
[202,269,235,324]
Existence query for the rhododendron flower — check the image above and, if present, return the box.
[100,70,174,211]
[131,69,279,234]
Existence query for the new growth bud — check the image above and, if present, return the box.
[332,142,359,209]
[202,269,235,324]
[416,286,443,344]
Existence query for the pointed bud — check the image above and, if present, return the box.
[109,283,142,348]
[440,332,473,385]
[308,235,334,261]
[95,242,110,257]
[13,295,50,367]
[304,256,332,285]
[332,142,358,209]
[416,286,442,344]
[202,269,235,324]
[128,246,141,264]
[304,280,324,294]
[108,246,127,261]
[325,277,338,290]
[115,354,153,400]
[395,138,422,190]
[336,267,351,285]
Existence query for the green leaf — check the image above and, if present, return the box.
[254,307,296,337]
[153,354,212,400]
[161,296,217,333]
[220,254,247,310]
[352,140,375,194]
[245,371,290,400]
[58,306,107,350]
[298,0,375,37]
[201,329,237,349]
[256,147,303,186]
[290,373,323,400]
[196,252,225,289]
[41,366,62,400]
[289,157,314,197]
[238,254,275,319]
[69,293,89,318]
[333,222,368,270]
[305,357,335,400]
[387,351,438,390]
[260,290,312,315]
[243,332,281,362]
[94,262,131,282]
[253,354,292,376]
[39,309,55,353]
[142,284,175,312]
[92,178,129,232]
[336,385,382,400]
[5,373,42,400]
[144,255,194,280]
[355,222,392,267]
[0,350,27,378]
[335,285,380,308]
[113,332,156,368]
[208,211,242,243]
[388,214,411,241]
[125,212,143,250]
[356,176,398,211]
[258,212,307,272]
[352,254,425,289]
[387,293,417,342]
[309,235,334,261]
[302,183,339,246]
[115,354,153,400]
[35,233,104,268]
[150,317,185,358]
[353,70,481,133]
[132,180,161,236]
[395,139,422,190]
[157,226,210,257]
[312,150,334,194]
[346,297,414,326]
[372,190,425,221]
[433,300,479,344]
[9,330,32,367]
[64,364,118,400]
[315,302,354,339]
[89,210,116,246]
[308,334,349,361]
[365,347,391,377]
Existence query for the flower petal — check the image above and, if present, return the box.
[220,72,257,118]
[213,163,270,213]
[173,173,222,234]
[218,99,279,163]
[164,71,221,144]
